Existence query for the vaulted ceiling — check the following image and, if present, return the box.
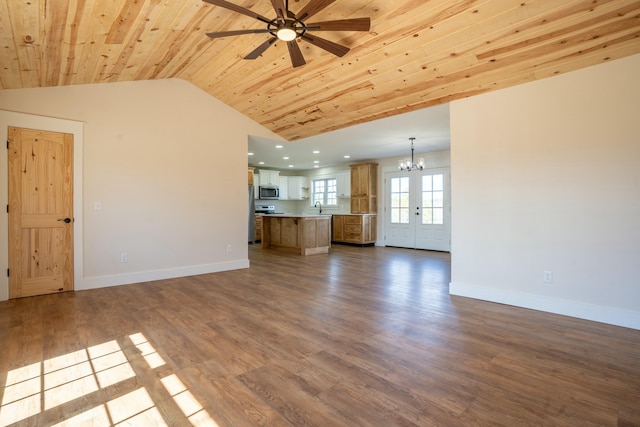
[1,0,639,141]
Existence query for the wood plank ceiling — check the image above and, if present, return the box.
[1,0,639,141]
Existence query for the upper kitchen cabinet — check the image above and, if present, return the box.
[259,170,280,186]
[350,163,378,214]
[279,176,289,200]
[248,167,255,185]
[336,171,351,198]
[288,176,310,200]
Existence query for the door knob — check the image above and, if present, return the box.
[57,218,72,223]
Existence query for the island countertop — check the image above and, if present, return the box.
[261,214,331,255]
[264,213,332,218]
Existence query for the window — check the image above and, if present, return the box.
[312,178,337,206]
[422,174,444,225]
[390,176,410,224]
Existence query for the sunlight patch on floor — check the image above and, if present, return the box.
[130,332,166,369]
[161,374,218,426]
[0,333,218,426]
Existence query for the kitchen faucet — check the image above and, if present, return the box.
[314,201,322,214]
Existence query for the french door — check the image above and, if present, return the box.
[385,168,450,251]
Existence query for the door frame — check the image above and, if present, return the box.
[380,163,451,252]
[0,110,84,301]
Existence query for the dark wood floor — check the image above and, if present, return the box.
[1,244,639,426]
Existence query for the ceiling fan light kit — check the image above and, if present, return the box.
[276,27,297,41]
[203,0,371,68]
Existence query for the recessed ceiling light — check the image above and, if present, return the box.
[275,145,283,149]
[283,156,289,160]
[259,161,265,165]
[313,161,319,164]
[344,155,351,159]
[313,150,320,154]
[314,165,319,168]
[248,152,254,156]
[288,165,294,168]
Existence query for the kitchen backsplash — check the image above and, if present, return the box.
[268,199,351,215]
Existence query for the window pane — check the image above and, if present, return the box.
[391,194,400,208]
[422,209,433,224]
[400,177,410,193]
[312,178,340,206]
[423,192,432,208]
[391,209,399,223]
[326,179,337,206]
[422,175,432,192]
[391,178,400,193]
[433,208,444,225]
[400,193,410,208]
[400,208,409,224]
[433,174,443,191]
[433,191,444,208]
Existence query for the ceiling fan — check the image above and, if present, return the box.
[203,0,371,68]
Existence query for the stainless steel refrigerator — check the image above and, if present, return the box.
[248,185,256,243]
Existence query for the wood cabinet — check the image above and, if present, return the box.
[248,167,255,185]
[332,214,376,245]
[350,162,378,214]
[261,215,331,255]
[255,215,262,241]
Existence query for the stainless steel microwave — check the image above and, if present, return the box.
[259,185,279,200]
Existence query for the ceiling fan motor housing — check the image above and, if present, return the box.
[203,0,371,67]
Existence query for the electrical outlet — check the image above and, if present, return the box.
[121,253,128,263]
[543,270,553,283]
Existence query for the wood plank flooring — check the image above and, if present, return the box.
[1,244,639,426]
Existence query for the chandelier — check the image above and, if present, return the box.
[398,137,424,171]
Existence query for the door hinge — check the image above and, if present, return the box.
[6,139,9,149]
[6,205,8,213]
[6,269,9,277]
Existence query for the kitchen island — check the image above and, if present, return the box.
[261,214,331,255]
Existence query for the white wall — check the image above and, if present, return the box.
[0,79,282,300]
[450,54,640,329]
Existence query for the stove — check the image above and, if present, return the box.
[255,204,275,214]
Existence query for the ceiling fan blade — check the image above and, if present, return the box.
[296,0,336,20]
[287,40,306,67]
[301,33,349,57]
[270,0,287,21]
[202,0,271,24]
[244,37,277,59]
[306,17,370,32]
[206,28,271,39]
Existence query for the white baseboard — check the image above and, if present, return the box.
[78,259,250,291]
[449,281,640,331]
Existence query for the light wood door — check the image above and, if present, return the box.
[8,127,74,298]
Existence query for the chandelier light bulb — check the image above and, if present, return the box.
[398,138,424,171]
